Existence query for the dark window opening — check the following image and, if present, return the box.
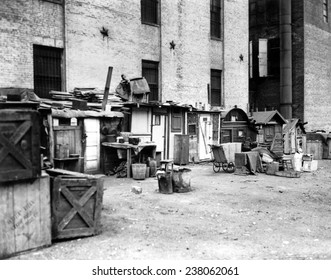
[171,107,182,132]
[188,124,197,135]
[142,60,159,101]
[141,0,158,25]
[210,69,222,106]
[268,38,280,77]
[249,0,257,27]
[211,0,221,38]
[266,0,279,25]
[33,45,62,99]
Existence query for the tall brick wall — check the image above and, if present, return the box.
[304,24,331,131]
[0,0,248,110]
[303,0,331,132]
[0,0,64,88]
[223,0,249,112]
[65,0,248,108]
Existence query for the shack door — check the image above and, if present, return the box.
[84,118,100,173]
[152,114,167,160]
[199,115,212,160]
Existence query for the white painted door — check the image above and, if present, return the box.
[84,118,100,173]
[199,115,212,160]
[152,114,166,160]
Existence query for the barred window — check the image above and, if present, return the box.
[33,45,63,98]
[142,60,159,101]
[210,69,222,106]
[211,0,221,39]
[141,0,158,25]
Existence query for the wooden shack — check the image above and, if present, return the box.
[283,118,306,154]
[220,107,256,145]
[251,110,287,157]
[43,108,123,174]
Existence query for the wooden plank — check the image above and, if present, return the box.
[39,176,51,247]
[102,66,113,111]
[47,114,55,166]
[53,126,81,131]
[0,184,16,258]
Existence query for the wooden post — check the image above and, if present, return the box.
[102,66,113,111]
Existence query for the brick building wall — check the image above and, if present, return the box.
[66,0,248,110]
[304,0,331,131]
[0,0,248,111]
[223,0,249,111]
[0,0,64,88]
[249,0,331,132]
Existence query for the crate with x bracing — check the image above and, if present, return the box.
[49,170,104,240]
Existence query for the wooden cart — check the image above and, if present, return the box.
[209,144,236,173]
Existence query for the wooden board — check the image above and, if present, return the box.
[0,109,41,182]
[51,176,104,240]
[0,174,51,259]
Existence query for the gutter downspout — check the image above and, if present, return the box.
[279,0,292,119]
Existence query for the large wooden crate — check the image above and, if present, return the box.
[0,174,51,259]
[51,175,104,240]
[0,109,40,182]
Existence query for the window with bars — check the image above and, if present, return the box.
[141,0,158,25]
[33,45,63,98]
[211,0,222,39]
[142,60,159,101]
[210,69,222,106]
[323,0,329,23]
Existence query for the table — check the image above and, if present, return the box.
[102,142,156,178]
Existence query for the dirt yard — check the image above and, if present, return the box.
[10,160,331,260]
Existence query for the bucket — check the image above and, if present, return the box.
[106,134,117,143]
[132,163,146,180]
[172,168,192,193]
[157,171,173,194]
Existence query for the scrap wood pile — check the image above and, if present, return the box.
[106,161,127,178]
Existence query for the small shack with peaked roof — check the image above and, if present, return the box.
[252,110,287,157]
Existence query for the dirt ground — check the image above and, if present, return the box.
[10,160,331,260]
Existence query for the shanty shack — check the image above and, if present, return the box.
[251,110,287,157]
[220,107,256,146]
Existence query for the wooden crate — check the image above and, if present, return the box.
[0,174,51,259]
[51,175,104,240]
[0,109,41,182]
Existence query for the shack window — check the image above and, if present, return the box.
[141,0,158,25]
[211,69,222,106]
[211,0,222,39]
[33,45,63,99]
[142,60,159,101]
[188,124,197,135]
[171,107,182,132]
